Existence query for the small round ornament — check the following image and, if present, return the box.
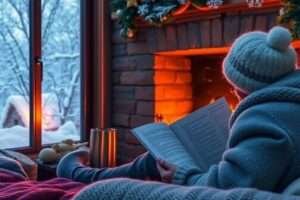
[160,16,168,23]
[127,28,135,38]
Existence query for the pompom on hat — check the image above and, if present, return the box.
[223,26,297,94]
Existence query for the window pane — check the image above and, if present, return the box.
[0,0,30,148]
[42,0,81,144]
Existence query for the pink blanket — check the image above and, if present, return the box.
[0,169,85,200]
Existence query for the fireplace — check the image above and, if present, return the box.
[112,2,281,163]
[191,55,239,110]
[152,53,239,125]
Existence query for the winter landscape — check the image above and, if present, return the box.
[0,0,81,148]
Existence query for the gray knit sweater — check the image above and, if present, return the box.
[73,178,300,200]
[173,71,300,192]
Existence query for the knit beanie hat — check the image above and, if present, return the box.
[223,26,297,94]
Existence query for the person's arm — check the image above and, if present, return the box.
[57,150,160,183]
[172,104,295,191]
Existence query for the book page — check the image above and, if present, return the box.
[170,98,231,171]
[132,123,199,170]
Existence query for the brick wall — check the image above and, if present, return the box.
[154,56,193,123]
[112,9,279,163]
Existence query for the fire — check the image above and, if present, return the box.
[156,97,236,124]
[153,50,239,125]
[209,98,236,111]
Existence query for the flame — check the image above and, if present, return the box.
[209,98,236,111]
[153,52,239,125]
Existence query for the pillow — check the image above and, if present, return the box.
[0,150,37,180]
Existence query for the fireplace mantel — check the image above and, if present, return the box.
[136,0,282,27]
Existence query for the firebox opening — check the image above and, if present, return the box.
[154,51,239,124]
[190,55,239,110]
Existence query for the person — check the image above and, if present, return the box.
[57,26,300,193]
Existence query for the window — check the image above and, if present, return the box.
[0,1,30,148]
[0,0,82,149]
[41,0,81,144]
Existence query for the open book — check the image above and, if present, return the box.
[132,98,231,172]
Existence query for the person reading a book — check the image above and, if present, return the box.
[154,26,300,192]
[56,26,300,193]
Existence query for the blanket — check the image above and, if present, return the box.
[74,178,300,200]
[0,169,85,200]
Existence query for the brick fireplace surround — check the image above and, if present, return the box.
[112,1,283,163]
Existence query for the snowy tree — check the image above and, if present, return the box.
[0,0,81,132]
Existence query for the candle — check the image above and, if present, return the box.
[89,128,117,168]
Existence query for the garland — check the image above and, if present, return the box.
[111,0,210,38]
[278,0,300,39]
[112,0,300,39]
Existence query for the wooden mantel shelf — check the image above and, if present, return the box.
[136,0,282,27]
[157,40,300,57]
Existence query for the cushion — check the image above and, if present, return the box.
[0,150,37,180]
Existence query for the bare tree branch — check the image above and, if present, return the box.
[5,26,29,69]
[44,53,80,62]
[46,71,64,119]
[8,82,25,97]
[7,1,29,40]
[42,0,60,46]
[42,0,50,12]
[62,68,80,122]
[0,31,29,98]
[11,66,29,102]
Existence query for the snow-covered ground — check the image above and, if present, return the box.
[0,121,80,149]
[0,1,81,149]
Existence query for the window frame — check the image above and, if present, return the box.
[11,0,91,154]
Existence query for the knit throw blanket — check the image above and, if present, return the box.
[73,178,300,200]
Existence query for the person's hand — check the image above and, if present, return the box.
[156,159,176,183]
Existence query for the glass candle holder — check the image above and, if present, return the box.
[89,128,117,168]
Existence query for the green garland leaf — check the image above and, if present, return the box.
[112,0,300,39]
[111,0,190,37]
[279,0,300,39]
[191,0,208,6]
[111,0,209,37]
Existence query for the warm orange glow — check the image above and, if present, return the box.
[292,40,300,49]
[112,130,117,166]
[154,55,193,124]
[29,58,43,150]
[157,40,300,57]
[89,128,117,168]
[172,2,190,16]
[154,50,240,124]
[154,38,300,124]
[108,132,112,166]
[157,47,229,56]
[209,98,216,104]
[100,129,105,167]
[107,129,117,167]
[209,98,236,111]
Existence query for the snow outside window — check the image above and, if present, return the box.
[0,0,81,148]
